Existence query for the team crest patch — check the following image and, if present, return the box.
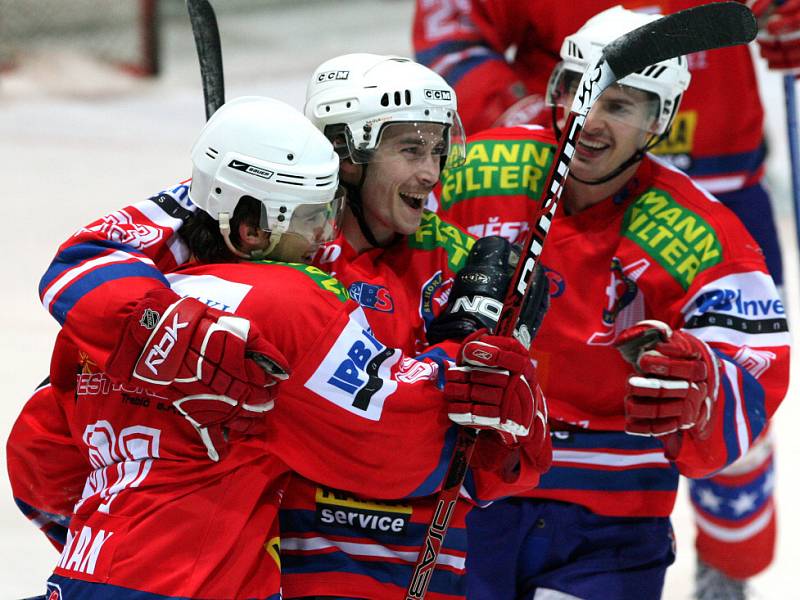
[587,257,650,346]
[139,308,160,329]
[348,282,394,312]
[419,270,453,329]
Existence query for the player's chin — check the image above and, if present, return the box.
[395,213,423,236]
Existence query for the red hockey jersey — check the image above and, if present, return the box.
[31,183,544,598]
[435,125,789,518]
[413,0,765,194]
[29,259,544,599]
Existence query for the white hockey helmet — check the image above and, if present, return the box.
[304,53,466,168]
[546,5,691,135]
[189,96,343,256]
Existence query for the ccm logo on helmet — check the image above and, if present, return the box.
[317,70,350,82]
[424,89,452,101]
[228,159,274,180]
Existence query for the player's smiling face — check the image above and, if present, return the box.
[357,123,445,242]
[568,85,656,182]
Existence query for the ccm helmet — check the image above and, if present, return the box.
[189,96,343,257]
[547,5,691,136]
[304,53,466,168]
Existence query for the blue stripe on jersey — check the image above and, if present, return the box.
[50,261,169,325]
[551,429,668,452]
[409,425,459,498]
[738,361,768,442]
[281,548,466,598]
[446,54,500,87]
[415,41,503,86]
[39,240,149,298]
[15,498,69,546]
[718,361,742,468]
[689,459,773,522]
[279,507,468,553]
[716,352,768,469]
[48,574,279,600]
[536,462,679,492]
[682,144,766,178]
[415,40,476,67]
[15,498,71,527]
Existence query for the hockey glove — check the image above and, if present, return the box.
[107,287,289,461]
[445,331,548,450]
[615,320,721,458]
[751,0,800,73]
[427,236,550,348]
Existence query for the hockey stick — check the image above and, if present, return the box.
[784,75,800,278]
[404,3,757,598]
[186,0,224,120]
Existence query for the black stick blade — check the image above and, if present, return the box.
[603,2,757,81]
[187,0,225,120]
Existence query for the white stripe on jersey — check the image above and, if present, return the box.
[42,251,156,312]
[135,199,191,265]
[280,535,466,570]
[723,359,751,458]
[552,449,670,468]
[694,502,774,543]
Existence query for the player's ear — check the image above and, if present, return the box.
[237,221,269,251]
[339,157,362,185]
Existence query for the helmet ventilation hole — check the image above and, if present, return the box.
[380,93,389,107]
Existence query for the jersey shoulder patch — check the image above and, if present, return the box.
[406,211,475,272]
[439,133,556,210]
[622,186,723,290]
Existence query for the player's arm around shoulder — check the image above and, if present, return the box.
[39,182,196,365]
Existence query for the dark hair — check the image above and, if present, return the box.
[179,196,261,263]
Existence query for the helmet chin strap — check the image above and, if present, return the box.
[344,163,398,249]
[218,212,277,260]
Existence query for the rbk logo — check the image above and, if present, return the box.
[143,313,189,375]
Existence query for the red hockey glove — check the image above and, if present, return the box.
[615,320,721,458]
[445,331,547,449]
[751,0,800,73]
[107,287,289,461]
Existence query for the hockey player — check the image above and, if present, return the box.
[24,58,552,598]
[428,7,790,599]
[414,1,791,595]
[16,96,548,599]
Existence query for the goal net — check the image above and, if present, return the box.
[0,0,159,76]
